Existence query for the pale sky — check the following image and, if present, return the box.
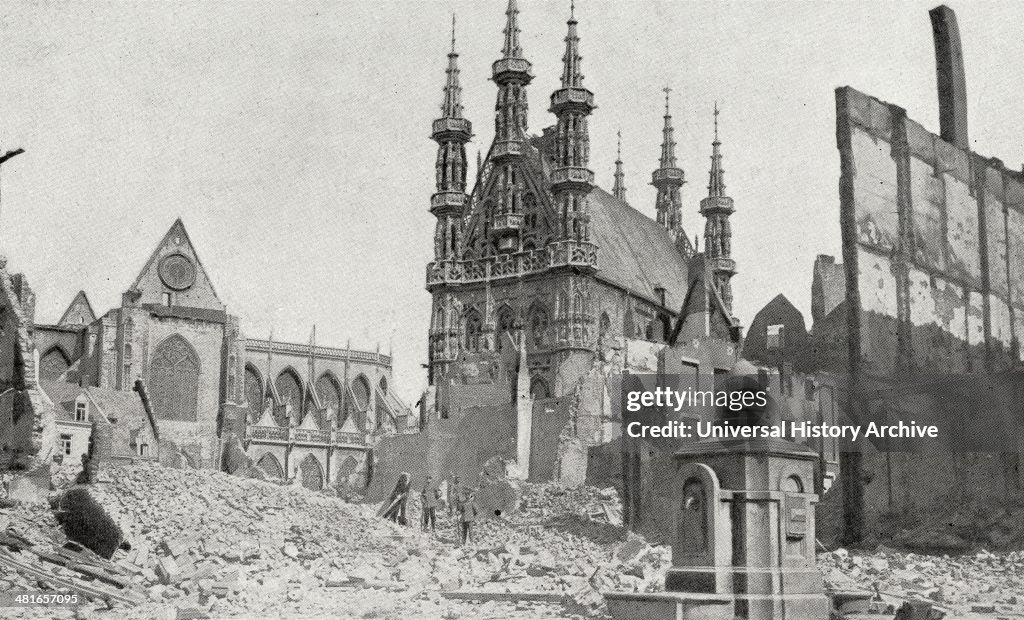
[0,2,1021,403]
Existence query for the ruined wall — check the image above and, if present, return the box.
[143,314,225,469]
[0,265,51,468]
[837,87,1024,375]
[743,294,811,371]
[835,86,1024,517]
[811,255,846,328]
[366,403,517,501]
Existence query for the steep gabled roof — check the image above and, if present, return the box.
[129,218,224,312]
[58,291,96,326]
[587,187,690,310]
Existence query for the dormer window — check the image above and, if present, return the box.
[75,401,87,422]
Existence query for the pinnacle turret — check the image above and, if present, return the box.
[501,0,523,60]
[651,88,690,254]
[612,130,627,202]
[492,0,533,159]
[658,88,679,169]
[439,14,464,121]
[707,102,725,198]
[550,1,595,243]
[429,14,472,262]
[700,103,736,313]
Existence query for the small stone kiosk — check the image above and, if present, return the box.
[605,374,830,619]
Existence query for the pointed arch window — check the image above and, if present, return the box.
[150,335,200,421]
[349,375,371,431]
[275,369,302,426]
[599,312,611,341]
[529,303,549,349]
[245,365,264,422]
[300,454,324,491]
[496,305,515,352]
[40,347,71,381]
[316,373,343,426]
[524,193,539,231]
[464,308,483,352]
[256,453,284,480]
[530,376,551,400]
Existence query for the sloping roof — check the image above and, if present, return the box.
[523,132,690,310]
[39,380,149,426]
[38,380,89,423]
[86,387,149,424]
[58,290,96,326]
[587,187,690,310]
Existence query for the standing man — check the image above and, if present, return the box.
[379,472,411,526]
[447,475,461,517]
[420,475,440,532]
[457,487,478,546]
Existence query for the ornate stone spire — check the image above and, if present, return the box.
[550,0,595,243]
[440,14,463,120]
[612,129,627,202]
[700,103,736,312]
[560,0,583,89]
[501,0,523,59]
[492,0,533,158]
[652,88,691,255]
[429,14,472,263]
[707,101,725,197]
[658,88,679,169]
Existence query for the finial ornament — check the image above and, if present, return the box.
[570,0,575,20]
[451,13,456,53]
[613,128,627,201]
[713,100,720,142]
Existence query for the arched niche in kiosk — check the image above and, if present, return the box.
[675,463,721,566]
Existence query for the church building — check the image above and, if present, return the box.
[15,219,411,489]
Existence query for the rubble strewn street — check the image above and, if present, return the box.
[2,464,1023,619]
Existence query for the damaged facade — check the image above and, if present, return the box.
[3,219,413,490]
[374,1,751,501]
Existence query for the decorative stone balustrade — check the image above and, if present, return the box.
[550,167,595,187]
[426,240,597,288]
[246,425,369,448]
[652,167,685,184]
[492,213,523,233]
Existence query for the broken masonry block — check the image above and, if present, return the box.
[157,556,181,585]
[56,486,126,559]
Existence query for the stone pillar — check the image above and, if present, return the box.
[514,343,532,479]
[87,420,114,482]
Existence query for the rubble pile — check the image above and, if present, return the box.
[457,481,671,610]
[6,464,1021,619]
[2,465,652,619]
[820,546,1024,617]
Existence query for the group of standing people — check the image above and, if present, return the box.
[379,472,479,545]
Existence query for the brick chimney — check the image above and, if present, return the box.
[929,5,969,149]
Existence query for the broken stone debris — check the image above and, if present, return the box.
[4,462,1023,619]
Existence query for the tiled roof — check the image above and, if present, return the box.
[39,380,88,423]
[587,187,690,310]
[527,132,690,310]
[86,387,149,424]
[39,380,148,425]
